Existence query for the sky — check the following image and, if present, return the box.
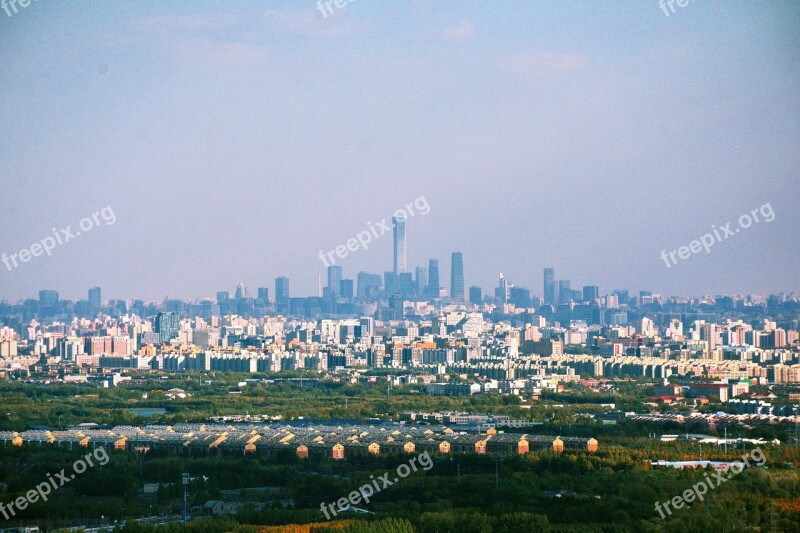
[0,0,798,303]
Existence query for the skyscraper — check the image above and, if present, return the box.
[39,290,59,306]
[235,283,247,299]
[340,279,354,299]
[558,280,571,305]
[275,277,290,304]
[88,287,101,309]
[496,273,509,304]
[509,286,531,308]
[583,285,599,302]
[154,312,179,344]
[393,216,407,275]
[357,271,382,299]
[327,266,342,297]
[469,286,482,305]
[397,272,414,296]
[543,268,555,305]
[450,252,464,301]
[415,266,427,296]
[427,259,440,298]
[257,287,269,302]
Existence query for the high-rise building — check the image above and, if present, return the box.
[216,291,230,303]
[557,280,571,305]
[327,266,342,298]
[340,279,354,299]
[359,317,374,338]
[275,277,290,304]
[509,286,531,308]
[88,287,101,309]
[469,286,482,306]
[397,272,414,296]
[39,290,59,306]
[154,312,179,344]
[393,216,407,275]
[496,273,509,304]
[384,272,397,294]
[543,268,555,305]
[357,272,382,299]
[427,259,440,298]
[415,267,427,296]
[235,283,247,299]
[450,252,464,301]
[583,285,599,302]
[257,287,269,302]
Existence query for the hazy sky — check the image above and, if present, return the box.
[1,1,798,303]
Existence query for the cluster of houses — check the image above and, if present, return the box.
[0,422,597,458]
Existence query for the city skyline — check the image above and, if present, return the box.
[1,203,795,304]
[0,3,798,530]
[1,2,798,301]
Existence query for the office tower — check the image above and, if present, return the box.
[583,285,599,302]
[640,317,656,337]
[384,272,397,294]
[39,290,59,306]
[557,280,571,305]
[510,286,531,308]
[235,283,247,299]
[357,272,382,299]
[496,273,509,304]
[450,252,464,301]
[397,272,414,296]
[699,323,719,350]
[275,277,290,304]
[469,286,482,305]
[340,279,354,299]
[613,289,630,305]
[327,266,342,297]
[415,267,427,296]
[154,312,179,344]
[257,287,269,302]
[88,287,101,309]
[543,268,555,305]
[427,259,440,298]
[393,216,407,275]
[216,291,230,303]
[359,317,374,338]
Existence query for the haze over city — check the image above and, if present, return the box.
[1,1,798,302]
[2,3,800,531]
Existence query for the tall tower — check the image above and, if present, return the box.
[558,280,571,305]
[427,259,440,298]
[88,287,101,310]
[327,266,342,297]
[235,283,247,299]
[393,216,407,275]
[543,268,555,305]
[415,266,427,296]
[154,312,179,344]
[450,252,464,301]
[275,277,289,304]
[497,273,509,304]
